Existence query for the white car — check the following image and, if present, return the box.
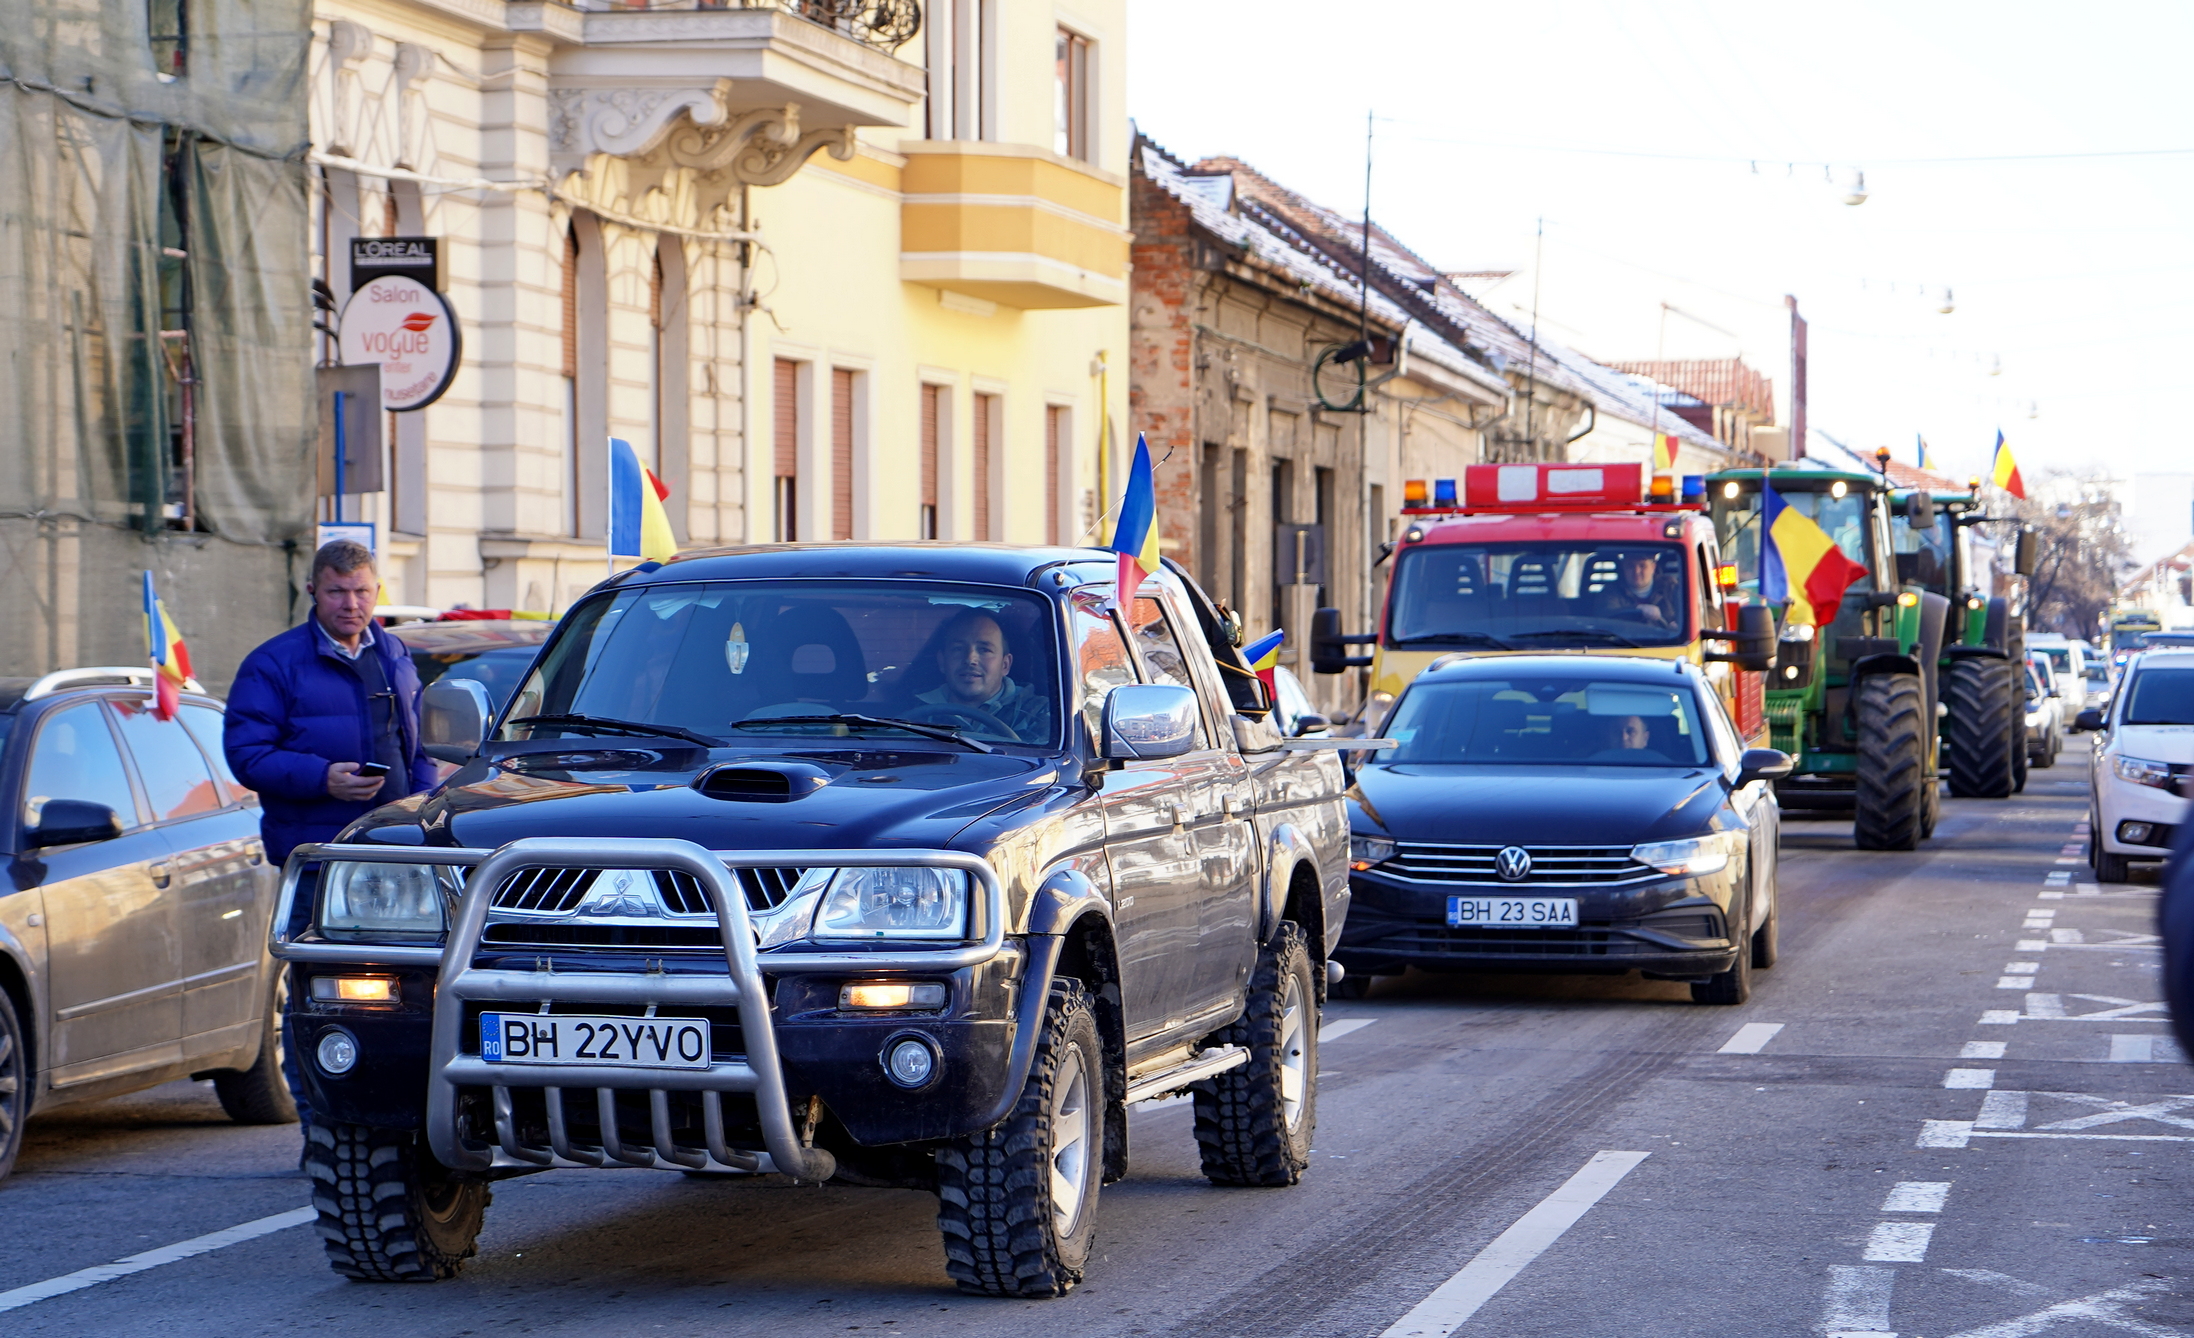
[2023,654,2063,768]
[2085,646,2194,881]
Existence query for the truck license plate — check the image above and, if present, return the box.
[480,1013,711,1070]
[1447,897,1579,929]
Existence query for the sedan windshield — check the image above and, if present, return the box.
[2122,668,2194,725]
[503,581,1062,747]
[1381,675,1712,767]
[1386,542,1690,649]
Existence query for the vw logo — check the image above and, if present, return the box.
[1495,846,1533,882]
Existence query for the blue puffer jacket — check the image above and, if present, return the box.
[223,619,437,863]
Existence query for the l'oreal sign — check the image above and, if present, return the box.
[350,236,443,292]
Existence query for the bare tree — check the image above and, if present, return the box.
[2016,472,2131,638]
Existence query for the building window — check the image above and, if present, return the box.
[1054,28,1090,161]
[927,0,992,139]
[773,358,799,541]
[149,0,187,78]
[1045,406,1067,544]
[831,368,855,541]
[920,384,941,540]
[971,392,998,541]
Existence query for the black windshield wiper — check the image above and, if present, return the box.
[1394,632,1516,651]
[508,713,720,748]
[726,713,993,753]
[1508,629,1646,649]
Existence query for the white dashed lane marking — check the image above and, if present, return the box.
[0,1208,315,1314]
[1319,1017,1377,1042]
[1961,1041,2008,1059]
[1944,1068,1996,1090]
[1863,1221,1937,1263]
[1881,1181,1951,1213]
[1716,1022,1784,1054]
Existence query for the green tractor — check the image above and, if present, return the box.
[1887,483,2033,799]
[1707,467,1951,850]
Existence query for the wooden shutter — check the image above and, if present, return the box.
[1044,406,1063,544]
[920,384,940,538]
[773,360,798,478]
[972,393,995,542]
[561,228,577,379]
[831,368,855,541]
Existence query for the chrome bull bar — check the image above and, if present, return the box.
[270,837,1005,1181]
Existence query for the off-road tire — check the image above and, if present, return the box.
[935,980,1102,1298]
[1854,673,1927,851]
[1944,658,2016,799]
[1194,922,1317,1187]
[1694,890,1754,1004]
[214,972,298,1125]
[0,986,25,1182]
[306,1121,490,1281]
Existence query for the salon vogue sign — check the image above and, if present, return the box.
[337,274,460,412]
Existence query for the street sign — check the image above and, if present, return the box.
[337,276,460,412]
[349,236,442,292]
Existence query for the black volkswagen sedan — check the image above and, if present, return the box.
[1336,654,1790,1004]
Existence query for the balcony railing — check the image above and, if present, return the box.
[582,0,921,50]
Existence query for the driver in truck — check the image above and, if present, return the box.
[1598,551,1681,628]
[916,610,1051,742]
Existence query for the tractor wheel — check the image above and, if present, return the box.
[1854,673,1927,851]
[1944,658,2016,799]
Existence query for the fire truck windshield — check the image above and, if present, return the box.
[1386,542,1690,650]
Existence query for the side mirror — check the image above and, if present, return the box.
[1310,606,1375,675]
[1101,684,1201,761]
[1292,712,1330,738]
[1704,604,1777,672]
[1905,491,1936,527]
[2074,708,2104,732]
[421,677,493,764]
[26,799,124,849]
[2015,527,2039,577]
[1736,748,1794,787]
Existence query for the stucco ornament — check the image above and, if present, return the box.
[667,103,856,187]
[550,83,732,171]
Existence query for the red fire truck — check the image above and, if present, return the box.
[1311,461,1774,743]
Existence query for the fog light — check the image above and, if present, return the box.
[311,976,397,1004]
[884,1036,938,1088]
[2120,821,2156,845]
[841,982,947,1010]
[316,1028,359,1076]
[1783,665,1800,679]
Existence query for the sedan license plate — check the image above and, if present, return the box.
[480,1013,711,1070]
[1447,896,1579,929]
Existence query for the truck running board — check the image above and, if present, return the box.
[1122,1045,1249,1106]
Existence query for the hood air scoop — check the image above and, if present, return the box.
[694,760,831,802]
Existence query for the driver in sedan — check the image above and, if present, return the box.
[916,611,1051,742]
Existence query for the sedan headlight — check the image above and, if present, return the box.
[1631,832,1740,877]
[1349,835,1397,871]
[813,868,970,940]
[318,862,459,941]
[2113,755,2177,790]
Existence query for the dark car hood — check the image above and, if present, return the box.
[1349,763,1724,847]
[346,746,1061,853]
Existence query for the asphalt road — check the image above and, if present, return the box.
[4,766,2189,1337]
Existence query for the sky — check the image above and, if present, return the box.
[1126,0,2193,521]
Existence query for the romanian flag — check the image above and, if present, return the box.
[608,437,677,562]
[1989,430,2025,500]
[1759,481,1867,627]
[1918,435,1937,472]
[1242,629,1285,698]
[141,571,193,721]
[1652,433,1677,472]
[1108,433,1161,609]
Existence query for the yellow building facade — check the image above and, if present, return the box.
[307,0,1126,613]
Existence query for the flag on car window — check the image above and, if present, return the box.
[1989,430,2025,500]
[1759,481,1866,627]
[608,437,678,562]
[1242,629,1285,697]
[141,571,193,721]
[1108,433,1161,608]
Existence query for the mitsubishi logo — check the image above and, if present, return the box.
[1495,846,1533,882]
[582,870,660,918]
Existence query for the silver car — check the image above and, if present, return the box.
[0,668,293,1181]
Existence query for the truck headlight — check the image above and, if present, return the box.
[1349,835,1397,870]
[318,862,459,941]
[1631,832,1739,877]
[813,868,970,940]
[2113,755,2176,790]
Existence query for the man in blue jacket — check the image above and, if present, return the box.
[224,540,437,865]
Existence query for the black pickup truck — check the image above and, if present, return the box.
[272,545,1351,1297]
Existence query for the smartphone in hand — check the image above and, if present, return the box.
[353,762,392,780]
